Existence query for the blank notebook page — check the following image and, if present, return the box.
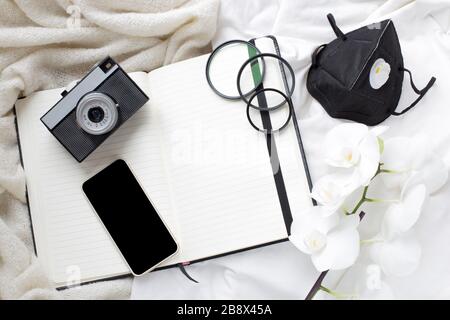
[147,55,288,263]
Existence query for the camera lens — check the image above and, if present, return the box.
[87,106,105,123]
[76,92,118,135]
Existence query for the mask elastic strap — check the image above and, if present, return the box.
[311,44,327,68]
[327,13,347,40]
[392,67,436,116]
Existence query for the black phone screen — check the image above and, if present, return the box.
[82,159,178,275]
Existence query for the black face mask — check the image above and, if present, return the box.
[307,14,436,126]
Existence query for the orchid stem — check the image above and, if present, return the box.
[319,285,356,299]
[360,238,384,245]
[365,198,398,203]
[319,285,338,297]
[347,185,368,215]
[346,162,398,215]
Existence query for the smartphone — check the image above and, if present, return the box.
[82,159,178,276]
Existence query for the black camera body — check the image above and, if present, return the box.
[41,57,148,162]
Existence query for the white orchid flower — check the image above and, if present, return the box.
[324,123,368,168]
[323,123,387,187]
[369,232,421,277]
[311,173,359,215]
[289,206,360,272]
[381,136,448,194]
[381,178,427,240]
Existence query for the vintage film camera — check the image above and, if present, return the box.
[41,57,149,162]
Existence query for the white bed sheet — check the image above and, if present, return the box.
[132,0,450,299]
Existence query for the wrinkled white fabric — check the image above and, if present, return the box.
[0,0,219,299]
[133,0,450,299]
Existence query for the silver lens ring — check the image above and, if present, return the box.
[246,88,292,133]
[76,92,118,135]
[205,39,266,100]
[237,53,295,111]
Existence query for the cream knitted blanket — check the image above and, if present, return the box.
[0,0,219,299]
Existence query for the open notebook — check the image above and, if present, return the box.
[15,36,313,288]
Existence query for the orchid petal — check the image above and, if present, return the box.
[369,125,388,137]
[382,183,426,239]
[323,123,368,168]
[370,233,421,277]
[311,173,357,213]
[381,135,448,193]
[355,132,381,186]
[311,215,360,271]
[416,154,448,194]
[289,206,339,255]
[289,221,314,255]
